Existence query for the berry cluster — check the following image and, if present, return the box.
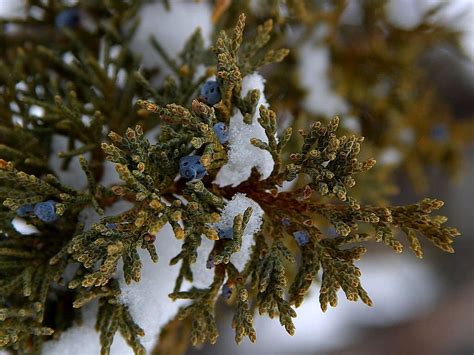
[16,200,59,223]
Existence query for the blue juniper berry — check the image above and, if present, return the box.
[55,8,80,29]
[179,155,206,180]
[222,284,232,300]
[281,217,291,227]
[200,81,221,106]
[206,255,215,269]
[106,223,117,229]
[213,122,229,144]
[16,204,34,217]
[34,200,59,223]
[217,227,233,240]
[194,162,206,180]
[431,123,449,141]
[293,230,310,246]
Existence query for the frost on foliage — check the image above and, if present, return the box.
[191,194,264,288]
[118,223,186,351]
[131,1,212,70]
[299,42,348,117]
[215,73,275,187]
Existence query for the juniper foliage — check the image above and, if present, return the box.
[0,1,464,354]
[219,0,473,193]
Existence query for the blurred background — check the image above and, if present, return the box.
[1,1,473,354]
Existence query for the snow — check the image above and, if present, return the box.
[43,323,102,355]
[43,147,176,355]
[191,193,264,287]
[0,0,24,18]
[277,180,298,193]
[118,223,186,352]
[341,115,361,134]
[217,193,263,271]
[42,127,175,354]
[214,73,275,187]
[378,147,402,166]
[49,135,90,191]
[11,217,39,235]
[190,236,215,288]
[340,1,363,26]
[298,42,348,117]
[28,105,45,118]
[43,300,132,355]
[215,193,264,242]
[386,0,474,60]
[44,223,184,354]
[45,131,177,353]
[131,1,213,72]
[386,0,432,30]
[399,127,416,145]
[437,0,474,60]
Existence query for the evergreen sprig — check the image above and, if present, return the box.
[0,2,464,354]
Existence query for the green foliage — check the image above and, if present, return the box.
[213,13,289,120]
[170,275,223,346]
[0,1,465,354]
[218,0,473,192]
[253,236,297,335]
[95,286,145,355]
[232,286,256,344]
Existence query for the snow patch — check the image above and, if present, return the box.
[191,193,264,287]
[386,0,474,60]
[49,135,89,191]
[399,127,416,145]
[11,217,39,235]
[190,236,215,288]
[131,2,212,72]
[118,223,186,351]
[43,301,132,355]
[341,116,361,134]
[378,147,402,166]
[216,193,264,237]
[0,0,25,19]
[299,43,348,117]
[219,193,264,271]
[46,221,184,354]
[214,73,274,187]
